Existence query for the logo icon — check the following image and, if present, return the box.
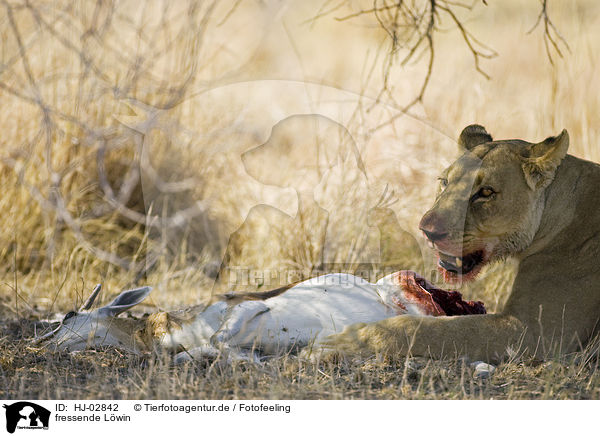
[3,402,50,433]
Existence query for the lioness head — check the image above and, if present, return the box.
[420,124,570,282]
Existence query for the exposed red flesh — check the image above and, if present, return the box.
[398,270,486,316]
[396,272,445,316]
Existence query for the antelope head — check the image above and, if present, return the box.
[34,284,153,352]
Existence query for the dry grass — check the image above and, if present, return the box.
[1,0,600,399]
[2,315,600,400]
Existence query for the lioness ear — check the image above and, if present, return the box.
[521,129,569,189]
[458,124,493,151]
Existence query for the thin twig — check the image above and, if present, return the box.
[527,0,570,66]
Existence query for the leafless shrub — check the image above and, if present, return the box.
[310,0,567,113]
[0,1,223,278]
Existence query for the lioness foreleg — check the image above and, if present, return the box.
[311,313,526,363]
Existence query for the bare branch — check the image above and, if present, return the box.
[313,0,567,109]
[0,1,217,273]
[528,0,570,66]
[437,3,497,79]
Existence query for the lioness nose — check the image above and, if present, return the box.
[419,211,448,242]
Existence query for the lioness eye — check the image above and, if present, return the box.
[438,178,448,188]
[474,186,495,200]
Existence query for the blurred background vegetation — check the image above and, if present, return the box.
[0,0,598,317]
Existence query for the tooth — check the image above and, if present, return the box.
[455,257,462,267]
[428,241,435,249]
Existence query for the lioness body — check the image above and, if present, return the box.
[321,126,600,362]
[505,155,600,349]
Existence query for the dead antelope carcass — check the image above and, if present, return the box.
[35,272,485,362]
[34,284,154,352]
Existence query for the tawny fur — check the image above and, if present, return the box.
[317,125,600,362]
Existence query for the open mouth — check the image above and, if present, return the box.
[436,250,486,282]
[438,251,484,275]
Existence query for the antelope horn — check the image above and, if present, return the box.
[31,324,63,345]
[79,284,102,311]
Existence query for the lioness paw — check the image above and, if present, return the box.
[301,323,376,362]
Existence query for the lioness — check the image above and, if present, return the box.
[317,125,600,362]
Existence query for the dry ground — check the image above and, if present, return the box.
[2,313,600,400]
[2,0,600,399]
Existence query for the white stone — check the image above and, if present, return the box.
[471,361,496,379]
